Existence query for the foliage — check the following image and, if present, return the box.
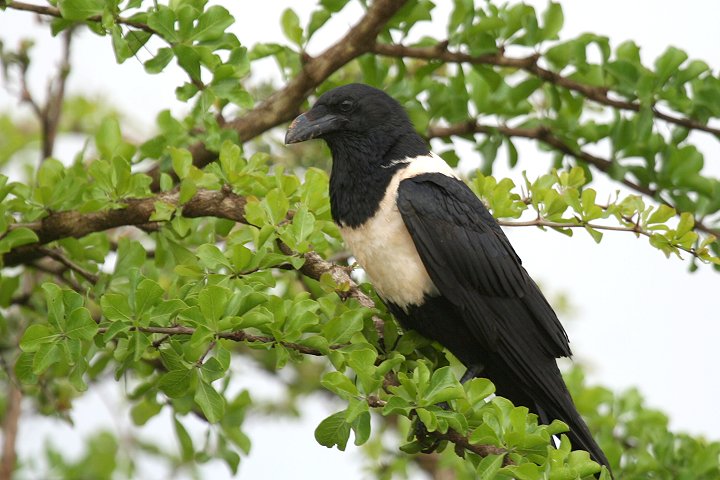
[0,0,719,479]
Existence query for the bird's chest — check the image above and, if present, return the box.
[339,184,437,310]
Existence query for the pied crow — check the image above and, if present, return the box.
[285,83,611,472]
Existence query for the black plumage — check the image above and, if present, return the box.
[285,83,611,473]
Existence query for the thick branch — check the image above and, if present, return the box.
[151,0,408,187]
[3,187,247,266]
[373,42,720,138]
[429,120,720,239]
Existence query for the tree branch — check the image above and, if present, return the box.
[498,217,708,258]
[40,28,74,160]
[0,379,21,480]
[3,187,247,266]
[38,246,99,284]
[98,322,505,461]
[1,0,156,34]
[150,0,409,188]
[428,120,720,239]
[372,42,720,138]
[29,261,84,291]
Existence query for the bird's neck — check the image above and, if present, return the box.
[327,132,429,228]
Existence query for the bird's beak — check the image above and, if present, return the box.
[284,111,342,144]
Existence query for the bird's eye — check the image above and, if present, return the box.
[339,99,354,113]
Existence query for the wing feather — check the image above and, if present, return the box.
[396,173,571,357]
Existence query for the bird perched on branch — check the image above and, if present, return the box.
[285,83,611,473]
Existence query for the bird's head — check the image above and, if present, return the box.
[285,83,421,158]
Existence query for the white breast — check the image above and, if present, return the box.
[339,153,457,310]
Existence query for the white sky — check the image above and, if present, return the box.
[1,1,720,479]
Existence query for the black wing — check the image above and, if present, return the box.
[396,172,571,358]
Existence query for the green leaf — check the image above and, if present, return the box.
[477,454,506,479]
[194,379,226,423]
[173,44,201,82]
[150,201,176,222]
[131,398,163,426]
[676,212,695,237]
[15,352,38,384]
[585,225,603,244]
[58,0,104,20]
[465,377,496,405]
[65,307,98,341]
[43,283,65,329]
[32,343,62,374]
[351,411,371,446]
[135,278,164,315]
[323,308,365,344]
[320,0,348,13]
[198,285,230,327]
[314,411,351,451]
[321,371,359,399]
[95,117,122,159]
[197,244,232,270]
[145,48,174,74]
[655,46,688,84]
[101,293,133,322]
[111,25,132,63]
[174,418,195,461]
[648,205,675,225]
[20,324,57,352]
[541,2,563,40]
[0,227,39,253]
[422,366,465,405]
[307,9,331,39]
[191,5,234,42]
[281,8,303,45]
[159,369,194,398]
[147,6,177,42]
[170,147,192,178]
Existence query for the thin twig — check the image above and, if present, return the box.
[429,120,720,239]
[196,340,216,366]
[2,0,156,34]
[41,28,74,160]
[96,324,330,356]
[38,247,99,284]
[29,262,84,291]
[498,217,705,257]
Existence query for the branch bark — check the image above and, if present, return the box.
[372,42,720,138]
[0,380,22,480]
[40,28,74,160]
[2,0,156,34]
[150,0,408,188]
[3,187,247,266]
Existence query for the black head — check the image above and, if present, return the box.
[285,84,430,227]
[285,83,428,163]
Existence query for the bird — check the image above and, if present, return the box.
[285,83,611,472]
